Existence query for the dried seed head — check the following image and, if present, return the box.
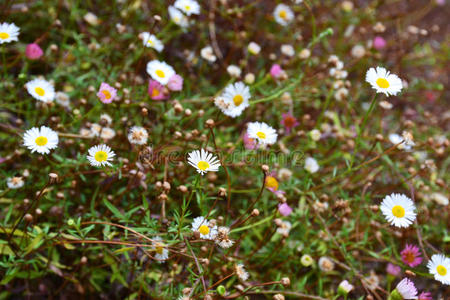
[281,277,290,286]
[251,209,260,216]
[205,119,215,128]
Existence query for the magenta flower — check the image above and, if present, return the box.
[97,82,117,103]
[418,292,432,300]
[270,64,283,79]
[242,132,257,150]
[25,43,43,60]
[373,36,386,50]
[167,74,183,91]
[148,79,168,100]
[386,263,401,276]
[281,112,299,134]
[401,244,423,267]
[278,203,293,216]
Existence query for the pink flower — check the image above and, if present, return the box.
[278,203,293,216]
[373,36,386,50]
[270,64,283,79]
[167,74,183,91]
[148,79,168,100]
[25,43,43,60]
[281,112,299,134]
[97,82,117,103]
[418,292,432,300]
[242,132,257,150]
[386,263,401,276]
[401,244,423,267]
[395,278,417,299]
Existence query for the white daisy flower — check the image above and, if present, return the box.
[427,254,450,285]
[87,144,115,167]
[380,193,416,228]
[174,0,200,16]
[0,22,20,44]
[187,149,221,175]
[168,6,189,28]
[248,42,261,55]
[216,82,251,118]
[191,216,218,240]
[247,122,278,145]
[128,126,148,145]
[152,236,169,263]
[304,157,319,173]
[235,264,249,281]
[200,46,217,62]
[25,78,55,103]
[141,32,164,52]
[23,126,59,154]
[7,176,24,189]
[365,67,403,96]
[226,65,242,78]
[146,60,176,85]
[389,133,413,151]
[273,4,294,26]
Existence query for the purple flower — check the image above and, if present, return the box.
[395,278,417,299]
[167,74,183,91]
[280,112,299,134]
[418,292,432,300]
[373,36,386,50]
[386,263,401,276]
[278,203,293,216]
[148,79,168,100]
[242,132,257,150]
[97,82,117,103]
[270,64,283,79]
[401,244,423,267]
[25,43,43,60]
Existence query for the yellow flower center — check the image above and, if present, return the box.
[437,265,447,276]
[35,136,48,146]
[152,88,160,97]
[376,78,390,89]
[35,87,45,96]
[279,10,287,19]
[199,225,210,235]
[256,131,266,139]
[265,176,279,191]
[155,69,165,78]
[197,161,210,171]
[185,5,191,11]
[101,90,111,99]
[155,246,164,255]
[0,32,10,39]
[392,205,405,218]
[233,94,243,106]
[94,151,108,162]
[147,39,154,45]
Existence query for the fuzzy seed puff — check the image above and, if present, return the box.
[187,149,221,175]
[141,32,164,52]
[215,226,234,249]
[247,122,278,145]
[235,264,249,281]
[427,254,450,285]
[146,60,176,85]
[174,0,200,16]
[25,79,55,103]
[152,236,169,262]
[7,176,24,189]
[87,144,115,167]
[0,22,20,44]
[128,126,148,145]
[366,67,403,96]
[191,216,217,240]
[273,4,294,26]
[380,193,416,228]
[216,82,251,118]
[23,126,59,154]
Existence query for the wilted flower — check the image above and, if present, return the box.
[25,43,43,60]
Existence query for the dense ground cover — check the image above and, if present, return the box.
[0,0,449,299]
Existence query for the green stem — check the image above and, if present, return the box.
[349,93,377,168]
[316,88,334,127]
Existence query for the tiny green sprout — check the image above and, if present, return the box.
[216,285,226,296]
